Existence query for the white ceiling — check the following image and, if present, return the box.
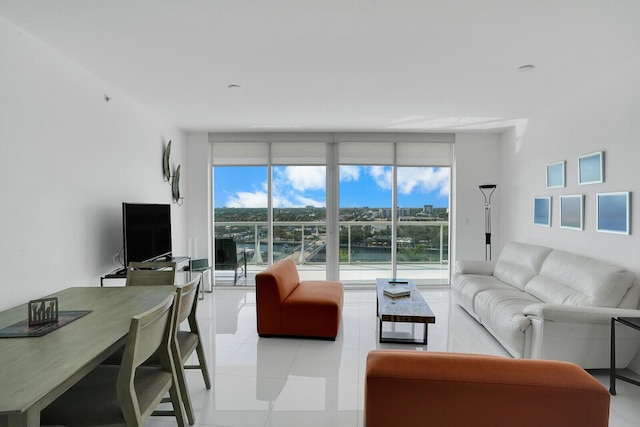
[1,0,638,132]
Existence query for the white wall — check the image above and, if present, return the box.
[185,132,212,262]
[0,16,186,310]
[453,133,502,263]
[499,59,640,280]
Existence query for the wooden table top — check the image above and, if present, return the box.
[0,286,174,422]
[376,279,436,324]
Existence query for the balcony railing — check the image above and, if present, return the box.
[214,220,449,266]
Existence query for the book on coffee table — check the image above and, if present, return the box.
[384,286,410,298]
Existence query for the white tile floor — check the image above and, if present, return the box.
[152,288,640,427]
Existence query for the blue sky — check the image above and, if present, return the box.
[214,166,450,209]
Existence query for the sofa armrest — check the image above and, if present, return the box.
[454,259,496,275]
[524,303,640,324]
[364,350,609,427]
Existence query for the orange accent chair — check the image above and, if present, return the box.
[255,259,343,340]
[364,350,610,427]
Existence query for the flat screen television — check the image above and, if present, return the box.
[122,203,172,267]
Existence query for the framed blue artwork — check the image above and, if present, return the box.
[560,194,583,230]
[534,196,551,227]
[546,161,565,188]
[597,192,630,234]
[578,151,604,185]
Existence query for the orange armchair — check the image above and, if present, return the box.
[365,350,610,427]
[255,259,343,340]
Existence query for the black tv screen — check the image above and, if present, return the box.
[122,203,172,266]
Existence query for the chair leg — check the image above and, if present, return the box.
[184,325,212,390]
[186,346,212,390]
[195,340,212,389]
[170,336,196,425]
[168,378,188,427]
[174,357,196,425]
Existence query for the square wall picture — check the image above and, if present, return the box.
[546,161,565,188]
[534,196,551,227]
[597,192,630,234]
[560,195,583,230]
[578,151,604,185]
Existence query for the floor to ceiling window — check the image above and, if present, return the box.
[211,133,453,285]
[272,165,327,277]
[339,164,393,282]
[395,166,450,285]
[213,166,268,266]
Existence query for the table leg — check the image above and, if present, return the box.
[423,324,428,345]
[610,317,617,395]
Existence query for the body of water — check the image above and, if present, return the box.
[237,242,447,263]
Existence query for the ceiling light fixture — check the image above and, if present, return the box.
[517,65,535,72]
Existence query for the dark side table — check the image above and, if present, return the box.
[610,316,640,395]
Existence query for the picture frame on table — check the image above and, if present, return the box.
[546,161,565,188]
[534,196,551,227]
[560,195,584,230]
[596,192,630,235]
[578,151,604,185]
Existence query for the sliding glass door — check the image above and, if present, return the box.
[395,166,450,285]
[272,165,327,279]
[213,166,268,270]
[339,165,393,282]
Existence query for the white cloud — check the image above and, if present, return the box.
[223,166,449,208]
[226,190,268,208]
[365,166,449,197]
[368,166,392,190]
[281,166,325,192]
[272,193,296,208]
[223,167,327,208]
[397,167,450,197]
[293,195,325,207]
[339,165,360,182]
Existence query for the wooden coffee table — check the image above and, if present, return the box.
[376,278,436,345]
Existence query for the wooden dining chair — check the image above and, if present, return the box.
[125,261,177,286]
[191,258,212,296]
[41,293,186,427]
[132,277,211,425]
[170,276,212,425]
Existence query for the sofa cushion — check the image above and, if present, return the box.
[474,289,542,358]
[525,250,635,307]
[455,260,496,275]
[493,242,552,291]
[452,273,515,314]
[280,281,344,338]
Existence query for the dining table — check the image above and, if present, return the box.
[0,285,175,427]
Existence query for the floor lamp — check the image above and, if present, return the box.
[479,184,497,260]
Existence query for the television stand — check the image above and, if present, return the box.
[100,256,191,286]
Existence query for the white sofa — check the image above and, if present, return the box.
[452,241,640,369]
